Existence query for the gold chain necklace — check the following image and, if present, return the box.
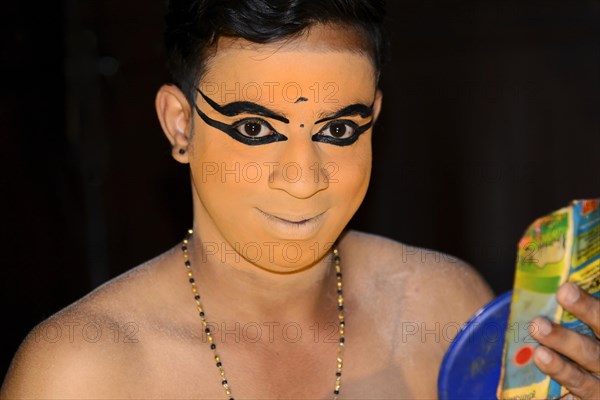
[181,229,346,400]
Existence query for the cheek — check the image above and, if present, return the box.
[327,140,372,215]
[339,142,372,191]
[188,134,278,227]
[188,135,246,217]
[190,160,260,207]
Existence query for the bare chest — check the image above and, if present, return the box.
[119,317,442,399]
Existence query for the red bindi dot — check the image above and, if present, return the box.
[514,345,534,366]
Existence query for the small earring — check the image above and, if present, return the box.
[178,148,186,155]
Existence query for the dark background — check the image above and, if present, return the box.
[1,0,598,379]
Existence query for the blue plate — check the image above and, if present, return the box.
[438,291,512,400]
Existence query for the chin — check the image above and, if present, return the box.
[231,233,342,274]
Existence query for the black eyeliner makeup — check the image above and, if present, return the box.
[312,119,373,146]
[194,104,288,146]
[194,87,373,147]
[197,88,290,124]
[314,103,373,125]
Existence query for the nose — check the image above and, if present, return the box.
[267,136,329,199]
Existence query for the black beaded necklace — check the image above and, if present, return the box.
[181,229,346,399]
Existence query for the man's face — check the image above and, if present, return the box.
[188,25,381,272]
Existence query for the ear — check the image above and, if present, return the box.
[372,88,383,122]
[155,84,193,164]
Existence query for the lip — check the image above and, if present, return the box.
[258,209,325,223]
[256,208,326,238]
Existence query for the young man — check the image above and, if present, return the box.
[2,1,597,399]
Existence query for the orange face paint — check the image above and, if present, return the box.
[187,25,381,272]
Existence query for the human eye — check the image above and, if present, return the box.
[319,120,357,139]
[227,118,287,146]
[313,119,371,146]
[233,118,276,138]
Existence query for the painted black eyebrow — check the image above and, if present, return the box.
[196,88,290,124]
[315,103,373,125]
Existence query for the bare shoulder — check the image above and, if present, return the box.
[1,249,178,399]
[1,307,135,398]
[337,231,494,394]
[340,230,494,328]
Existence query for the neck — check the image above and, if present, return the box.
[184,231,338,323]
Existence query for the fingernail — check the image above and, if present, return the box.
[535,318,552,337]
[561,282,580,305]
[536,346,552,365]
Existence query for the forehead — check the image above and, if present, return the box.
[199,25,377,106]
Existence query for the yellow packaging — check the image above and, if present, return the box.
[497,199,600,399]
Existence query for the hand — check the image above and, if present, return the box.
[529,282,600,399]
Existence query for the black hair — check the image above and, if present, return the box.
[164,0,389,105]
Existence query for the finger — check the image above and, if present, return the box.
[533,346,600,399]
[530,317,600,373]
[560,394,582,400]
[557,282,600,339]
